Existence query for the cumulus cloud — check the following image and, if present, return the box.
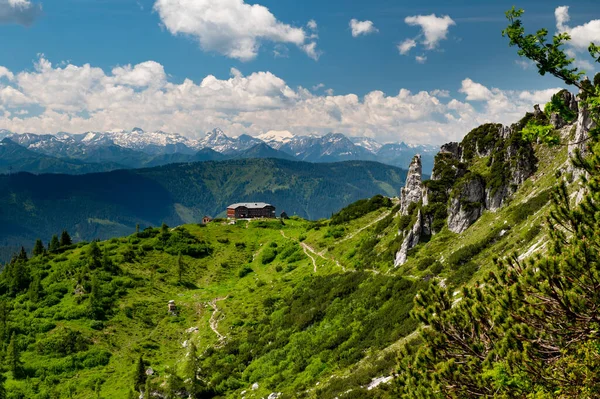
[397,38,417,55]
[349,19,378,37]
[0,57,567,145]
[398,14,455,62]
[459,78,493,101]
[0,0,42,25]
[0,66,14,81]
[404,14,455,49]
[430,89,450,98]
[556,6,600,50]
[415,55,427,64]
[153,0,320,61]
[460,78,562,121]
[554,6,599,73]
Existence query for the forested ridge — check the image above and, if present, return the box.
[0,158,406,261]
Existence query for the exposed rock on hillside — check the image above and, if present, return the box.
[447,173,485,233]
[400,155,424,215]
[395,104,548,264]
[549,90,578,129]
[395,210,425,266]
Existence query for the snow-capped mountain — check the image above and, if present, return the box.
[76,128,199,154]
[275,133,376,162]
[198,128,262,154]
[0,127,438,174]
[256,130,295,148]
[350,136,384,153]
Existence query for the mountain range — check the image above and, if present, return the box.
[0,127,437,174]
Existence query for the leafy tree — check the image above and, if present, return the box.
[32,239,45,257]
[48,235,60,253]
[8,259,30,295]
[0,301,9,343]
[0,373,6,399]
[60,230,72,247]
[184,342,208,398]
[6,332,23,379]
[102,247,115,274]
[88,274,103,319]
[160,223,170,245]
[28,274,42,303]
[88,241,102,270]
[17,247,27,262]
[134,355,147,392]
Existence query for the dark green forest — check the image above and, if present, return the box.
[0,158,406,261]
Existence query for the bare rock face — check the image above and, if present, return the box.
[447,174,485,233]
[400,155,424,215]
[395,210,424,266]
[550,90,579,128]
[569,102,594,159]
[439,142,462,159]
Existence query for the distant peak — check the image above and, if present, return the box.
[131,127,144,133]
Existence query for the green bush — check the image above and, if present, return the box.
[238,266,253,278]
[261,248,278,265]
[417,257,436,271]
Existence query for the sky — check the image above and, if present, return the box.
[0,0,599,145]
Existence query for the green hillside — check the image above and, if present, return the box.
[0,125,574,398]
[0,158,406,260]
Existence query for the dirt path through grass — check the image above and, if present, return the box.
[208,296,228,343]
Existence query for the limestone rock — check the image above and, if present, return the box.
[550,90,579,128]
[439,142,461,159]
[447,175,485,233]
[395,210,424,266]
[569,101,594,159]
[400,155,424,215]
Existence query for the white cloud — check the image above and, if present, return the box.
[430,89,450,98]
[404,14,455,50]
[555,6,570,32]
[153,0,319,61]
[307,19,317,31]
[554,6,599,74]
[111,61,166,87]
[0,66,14,81]
[0,57,568,145]
[302,41,321,61]
[415,55,427,64]
[349,19,378,37]
[515,59,533,70]
[0,0,41,25]
[459,78,493,101]
[312,83,325,91]
[398,38,417,55]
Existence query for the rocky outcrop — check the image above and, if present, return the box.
[550,90,579,129]
[447,174,485,233]
[400,155,424,215]
[395,210,425,266]
[569,101,594,159]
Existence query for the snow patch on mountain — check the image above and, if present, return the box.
[350,136,383,153]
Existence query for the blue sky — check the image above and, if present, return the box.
[0,0,598,144]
